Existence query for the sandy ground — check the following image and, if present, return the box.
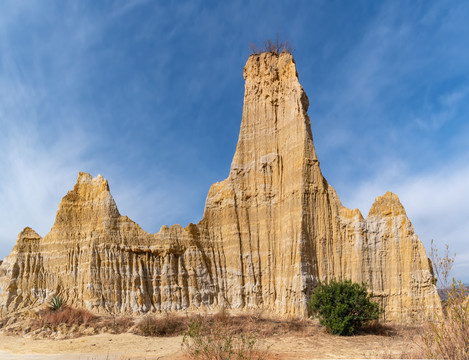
[267,333,413,359]
[0,331,415,360]
[0,333,184,359]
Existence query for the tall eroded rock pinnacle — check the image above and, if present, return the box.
[0,53,441,322]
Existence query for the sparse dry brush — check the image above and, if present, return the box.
[416,240,469,359]
[182,316,268,360]
[99,316,134,334]
[136,313,188,336]
[28,297,133,336]
[358,320,397,337]
[22,301,314,343]
[34,306,97,329]
[181,309,314,359]
[204,308,312,337]
[249,34,293,55]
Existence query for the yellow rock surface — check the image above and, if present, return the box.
[0,53,441,322]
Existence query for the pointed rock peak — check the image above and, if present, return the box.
[367,191,407,218]
[243,52,307,109]
[230,51,314,174]
[13,227,42,253]
[52,172,119,228]
[18,227,42,241]
[75,172,110,193]
[77,171,92,183]
[67,172,113,205]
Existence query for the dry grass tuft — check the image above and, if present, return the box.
[35,306,97,328]
[22,304,317,342]
[249,34,293,55]
[135,311,314,339]
[418,282,469,359]
[212,306,229,323]
[359,320,397,337]
[136,314,189,337]
[98,316,134,334]
[183,316,270,360]
[203,313,312,337]
[406,240,469,359]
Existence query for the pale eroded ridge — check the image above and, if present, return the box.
[0,53,441,322]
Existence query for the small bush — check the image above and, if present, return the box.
[182,317,268,360]
[38,306,97,328]
[309,279,382,336]
[136,314,188,337]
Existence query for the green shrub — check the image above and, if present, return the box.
[308,279,382,336]
[48,295,64,312]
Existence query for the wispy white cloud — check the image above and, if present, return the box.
[0,116,207,257]
[109,0,153,19]
[0,3,96,256]
[414,87,469,131]
[0,123,94,253]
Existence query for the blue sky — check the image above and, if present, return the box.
[0,1,468,283]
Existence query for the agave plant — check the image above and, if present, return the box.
[48,295,64,311]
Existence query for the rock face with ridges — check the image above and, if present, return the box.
[0,52,441,322]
